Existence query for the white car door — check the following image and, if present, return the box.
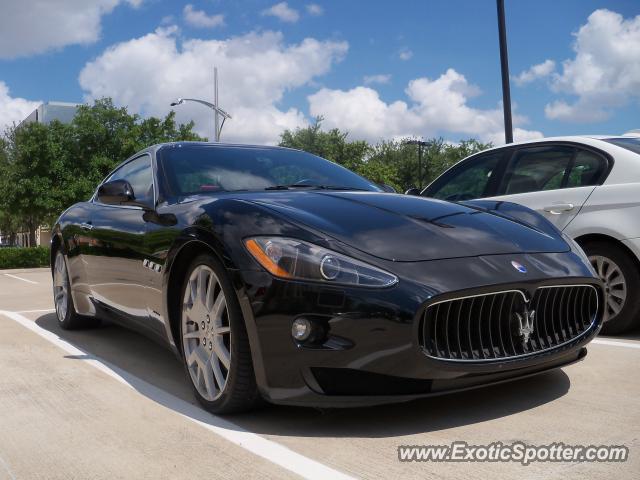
[485,145,607,231]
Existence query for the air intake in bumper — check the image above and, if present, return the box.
[420,285,600,361]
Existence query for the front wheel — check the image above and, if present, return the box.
[179,253,261,414]
[582,241,640,335]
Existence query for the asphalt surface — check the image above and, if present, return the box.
[0,268,639,480]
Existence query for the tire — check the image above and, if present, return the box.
[582,240,640,335]
[52,251,98,330]
[179,253,261,414]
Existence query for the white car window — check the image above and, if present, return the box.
[566,150,606,188]
[503,146,573,195]
[429,152,502,201]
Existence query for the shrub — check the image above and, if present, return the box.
[0,247,50,269]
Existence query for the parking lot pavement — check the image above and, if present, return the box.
[1,268,639,479]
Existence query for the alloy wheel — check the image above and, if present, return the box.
[53,253,69,321]
[181,264,231,401]
[589,254,627,321]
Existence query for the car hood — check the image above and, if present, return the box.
[239,191,569,262]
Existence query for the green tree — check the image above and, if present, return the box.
[369,137,492,191]
[279,117,370,172]
[280,120,491,192]
[0,137,21,244]
[0,98,204,245]
[67,99,203,201]
[0,122,69,245]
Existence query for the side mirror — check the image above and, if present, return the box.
[404,187,421,196]
[96,179,135,205]
[380,184,397,193]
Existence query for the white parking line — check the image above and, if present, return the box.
[592,338,640,350]
[2,273,38,284]
[0,454,16,480]
[0,309,356,480]
[16,309,55,314]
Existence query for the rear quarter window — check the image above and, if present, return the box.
[604,137,640,155]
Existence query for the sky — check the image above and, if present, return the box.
[0,0,639,146]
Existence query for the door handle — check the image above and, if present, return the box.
[80,222,94,231]
[543,203,575,214]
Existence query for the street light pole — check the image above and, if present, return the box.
[170,98,232,141]
[418,144,423,190]
[496,0,513,144]
[214,67,220,142]
[404,140,429,190]
[170,67,231,142]
[170,71,232,143]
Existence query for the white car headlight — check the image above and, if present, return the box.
[244,237,398,288]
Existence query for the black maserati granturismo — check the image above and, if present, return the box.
[51,142,604,413]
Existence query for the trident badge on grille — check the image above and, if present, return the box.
[515,308,535,347]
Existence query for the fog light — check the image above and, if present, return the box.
[291,318,312,341]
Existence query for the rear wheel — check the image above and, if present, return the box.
[179,253,260,414]
[582,241,640,334]
[53,251,96,329]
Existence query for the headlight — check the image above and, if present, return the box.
[244,237,398,288]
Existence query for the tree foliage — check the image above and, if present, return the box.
[0,98,203,245]
[279,119,492,192]
[279,117,370,172]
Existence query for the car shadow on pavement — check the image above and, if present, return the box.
[35,312,571,439]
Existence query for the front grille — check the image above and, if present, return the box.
[420,285,599,361]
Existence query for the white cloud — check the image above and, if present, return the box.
[79,28,348,144]
[398,48,413,61]
[363,74,391,85]
[545,9,640,122]
[544,100,608,123]
[0,82,41,133]
[0,0,143,59]
[514,59,556,86]
[306,4,324,16]
[262,2,300,23]
[308,68,542,144]
[183,5,224,29]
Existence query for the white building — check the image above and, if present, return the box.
[20,101,79,127]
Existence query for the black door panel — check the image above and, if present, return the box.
[83,204,150,322]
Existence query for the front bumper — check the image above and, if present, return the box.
[235,251,603,407]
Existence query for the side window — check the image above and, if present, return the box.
[429,152,502,201]
[102,156,154,206]
[502,146,574,195]
[566,150,606,188]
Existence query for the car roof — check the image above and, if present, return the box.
[150,141,299,154]
[472,135,631,154]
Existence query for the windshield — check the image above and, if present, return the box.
[158,144,381,196]
[604,137,640,155]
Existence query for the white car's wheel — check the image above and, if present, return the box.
[583,241,640,334]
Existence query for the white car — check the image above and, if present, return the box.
[423,134,640,334]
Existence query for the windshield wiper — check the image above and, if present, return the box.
[264,184,371,191]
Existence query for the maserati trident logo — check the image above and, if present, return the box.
[515,308,536,347]
[511,260,527,273]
